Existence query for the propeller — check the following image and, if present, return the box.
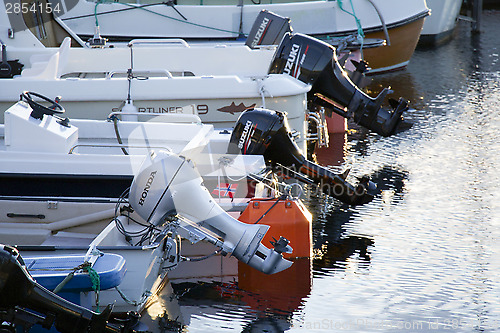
[270,237,292,254]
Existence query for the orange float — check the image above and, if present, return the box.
[236,198,313,313]
[238,197,312,259]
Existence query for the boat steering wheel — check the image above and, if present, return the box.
[20,91,65,120]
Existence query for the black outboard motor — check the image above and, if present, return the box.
[0,245,138,333]
[0,42,23,79]
[269,33,411,137]
[228,108,376,206]
[245,10,292,49]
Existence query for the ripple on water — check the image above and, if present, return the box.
[293,37,500,332]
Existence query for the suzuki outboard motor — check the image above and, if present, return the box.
[269,33,411,137]
[129,150,293,275]
[245,10,292,49]
[227,108,377,206]
[0,245,136,333]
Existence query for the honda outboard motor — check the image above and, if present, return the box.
[227,108,377,206]
[269,33,411,137]
[245,10,292,49]
[129,150,293,275]
[0,245,137,333]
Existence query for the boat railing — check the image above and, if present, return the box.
[128,39,191,48]
[105,69,174,79]
[13,244,162,251]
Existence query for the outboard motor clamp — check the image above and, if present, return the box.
[228,108,377,206]
[269,33,412,137]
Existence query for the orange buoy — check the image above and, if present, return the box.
[238,197,312,259]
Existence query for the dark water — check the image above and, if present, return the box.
[142,11,500,332]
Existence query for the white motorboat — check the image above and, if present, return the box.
[0,32,407,152]
[419,0,463,46]
[52,0,429,73]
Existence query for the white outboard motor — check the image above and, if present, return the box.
[128,150,293,275]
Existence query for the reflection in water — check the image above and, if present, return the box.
[313,236,373,275]
[313,132,347,167]
[309,165,408,277]
[146,258,311,332]
[368,165,408,202]
[237,259,312,316]
[240,316,291,333]
[141,258,312,332]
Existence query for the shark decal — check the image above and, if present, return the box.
[217,102,257,115]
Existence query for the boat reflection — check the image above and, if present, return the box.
[238,258,312,315]
[313,236,374,275]
[140,257,311,332]
[309,165,409,277]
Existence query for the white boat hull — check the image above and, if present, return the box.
[420,0,462,45]
[59,0,428,40]
[0,79,309,148]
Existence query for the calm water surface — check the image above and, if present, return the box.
[143,11,500,332]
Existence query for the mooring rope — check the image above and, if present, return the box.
[337,0,365,51]
[52,261,101,312]
[88,1,244,36]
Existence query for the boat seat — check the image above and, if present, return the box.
[19,37,71,79]
[0,228,51,246]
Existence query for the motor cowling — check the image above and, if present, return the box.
[228,108,376,206]
[245,10,292,49]
[268,33,411,137]
[226,107,303,166]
